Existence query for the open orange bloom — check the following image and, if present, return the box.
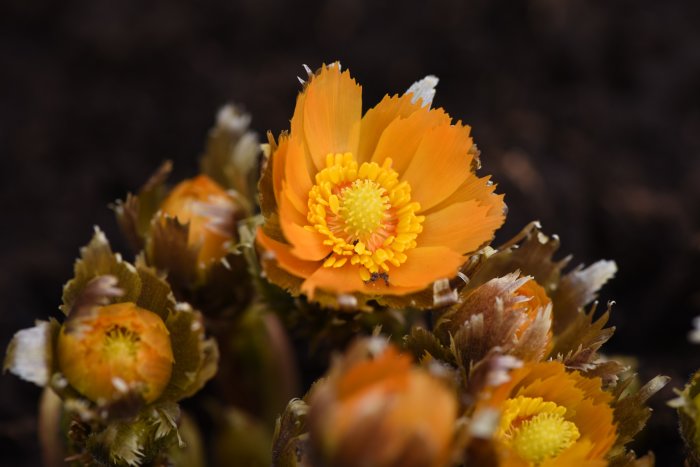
[57,302,174,404]
[258,63,505,299]
[474,361,617,466]
[160,174,239,267]
[309,343,457,467]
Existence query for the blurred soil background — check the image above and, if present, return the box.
[1,0,699,464]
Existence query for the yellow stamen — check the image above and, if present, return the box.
[307,153,423,282]
[497,396,580,465]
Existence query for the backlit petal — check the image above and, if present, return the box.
[420,200,505,254]
[303,64,362,170]
[401,124,475,212]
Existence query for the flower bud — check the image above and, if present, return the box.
[308,342,457,467]
[159,175,240,267]
[57,302,173,404]
[436,273,553,363]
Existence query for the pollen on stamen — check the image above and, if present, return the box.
[306,153,423,282]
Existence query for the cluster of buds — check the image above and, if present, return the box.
[5,229,217,465]
[3,63,677,466]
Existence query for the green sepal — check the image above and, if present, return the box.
[272,399,312,467]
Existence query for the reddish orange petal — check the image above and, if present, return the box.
[370,107,450,175]
[303,64,362,170]
[281,219,332,261]
[420,200,505,254]
[272,136,289,205]
[356,93,425,164]
[257,227,318,279]
[424,173,504,217]
[284,137,314,198]
[301,264,367,298]
[401,124,475,212]
[337,348,412,399]
[389,247,466,288]
[279,185,308,227]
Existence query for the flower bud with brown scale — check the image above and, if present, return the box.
[435,273,553,364]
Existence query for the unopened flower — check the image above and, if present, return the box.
[473,361,616,466]
[436,273,552,363]
[115,162,251,312]
[258,63,505,302]
[57,302,173,404]
[308,340,458,467]
[159,174,240,268]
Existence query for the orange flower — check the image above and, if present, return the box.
[258,63,505,299]
[474,361,617,466]
[160,174,239,267]
[57,302,174,404]
[309,342,457,467]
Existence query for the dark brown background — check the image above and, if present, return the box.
[1,0,699,465]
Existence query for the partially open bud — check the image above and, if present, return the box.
[159,175,240,268]
[57,302,173,404]
[436,273,553,364]
[308,340,457,467]
[116,167,251,314]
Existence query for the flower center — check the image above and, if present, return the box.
[307,153,424,283]
[497,396,580,465]
[103,325,141,362]
[338,179,387,239]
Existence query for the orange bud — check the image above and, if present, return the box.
[513,277,552,343]
[309,343,457,467]
[160,175,238,267]
[57,302,173,404]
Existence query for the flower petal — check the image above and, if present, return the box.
[281,219,332,262]
[356,93,424,164]
[401,123,475,212]
[420,200,505,254]
[272,136,289,205]
[389,247,466,288]
[284,136,314,201]
[301,264,367,298]
[303,64,362,170]
[257,227,318,279]
[370,107,450,175]
[423,174,504,216]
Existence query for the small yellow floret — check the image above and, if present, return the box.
[498,396,580,465]
[511,412,580,465]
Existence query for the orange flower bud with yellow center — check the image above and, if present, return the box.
[475,361,617,466]
[57,302,174,404]
[309,344,457,467]
[258,64,505,299]
[160,175,238,267]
